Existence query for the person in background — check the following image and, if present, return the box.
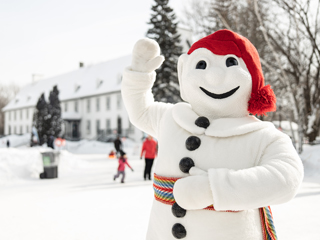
[47,135,55,149]
[113,135,122,157]
[6,139,10,148]
[113,150,133,183]
[140,135,157,180]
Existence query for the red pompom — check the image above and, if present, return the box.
[248,85,277,116]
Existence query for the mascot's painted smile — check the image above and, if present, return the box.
[199,86,240,99]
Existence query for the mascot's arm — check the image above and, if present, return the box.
[207,135,303,211]
[122,38,172,137]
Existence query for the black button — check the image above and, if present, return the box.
[179,157,195,173]
[172,223,187,239]
[195,116,210,129]
[185,136,201,151]
[172,203,186,218]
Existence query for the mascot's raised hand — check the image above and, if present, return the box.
[131,38,164,73]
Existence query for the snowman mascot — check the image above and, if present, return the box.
[121,30,303,240]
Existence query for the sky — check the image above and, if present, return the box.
[0,0,186,88]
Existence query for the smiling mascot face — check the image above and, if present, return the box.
[178,29,276,118]
[178,48,252,118]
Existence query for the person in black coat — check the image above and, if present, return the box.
[113,136,122,156]
[47,136,55,149]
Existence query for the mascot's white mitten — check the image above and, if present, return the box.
[131,38,164,73]
[173,167,213,210]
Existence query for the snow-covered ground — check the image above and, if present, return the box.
[0,133,30,148]
[0,136,320,240]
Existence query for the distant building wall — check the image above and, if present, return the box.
[4,107,34,135]
[3,92,143,142]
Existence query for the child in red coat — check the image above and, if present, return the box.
[113,150,133,183]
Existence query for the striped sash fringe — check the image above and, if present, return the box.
[153,173,278,240]
[260,206,278,240]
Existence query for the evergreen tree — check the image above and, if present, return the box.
[31,86,62,146]
[30,107,38,146]
[48,85,62,138]
[34,93,48,145]
[146,0,182,103]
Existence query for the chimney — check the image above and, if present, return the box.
[79,62,84,68]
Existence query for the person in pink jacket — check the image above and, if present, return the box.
[140,135,158,180]
[113,150,133,183]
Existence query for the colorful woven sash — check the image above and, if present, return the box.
[153,173,278,240]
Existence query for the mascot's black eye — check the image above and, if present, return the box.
[226,57,238,67]
[196,60,207,69]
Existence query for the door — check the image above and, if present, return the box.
[72,122,79,138]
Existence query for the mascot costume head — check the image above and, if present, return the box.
[178,29,276,118]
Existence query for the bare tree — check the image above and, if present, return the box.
[253,0,320,152]
[0,84,20,135]
[184,0,320,152]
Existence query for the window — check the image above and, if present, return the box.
[20,126,22,134]
[8,126,11,135]
[96,120,100,135]
[14,111,16,121]
[106,96,110,110]
[26,126,29,133]
[96,97,100,112]
[75,101,78,112]
[20,110,22,119]
[117,94,121,110]
[117,116,122,134]
[14,126,16,134]
[65,102,68,112]
[26,109,29,119]
[87,120,91,134]
[8,111,11,121]
[106,119,111,134]
[87,99,90,113]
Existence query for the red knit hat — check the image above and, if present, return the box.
[188,29,276,116]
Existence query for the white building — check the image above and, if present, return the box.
[2,55,143,142]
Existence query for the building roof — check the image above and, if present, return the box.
[3,55,132,111]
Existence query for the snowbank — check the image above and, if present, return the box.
[273,120,298,141]
[273,120,298,130]
[65,138,141,156]
[0,147,91,185]
[299,144,320,183]
[0,148,42,185]
[0,137,142,185]
[0,134,30,148]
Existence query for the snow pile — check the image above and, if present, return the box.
[0,134,30,148]
[273,120,298,130]
[55,150,91,174]
[0,148,42,185]
[299,144,320,183]
[65,138,141,156]
[0,147,90,185]
[0,136,143,185]
[272,120,298,140]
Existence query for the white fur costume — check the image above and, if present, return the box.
[121,35,303,240]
